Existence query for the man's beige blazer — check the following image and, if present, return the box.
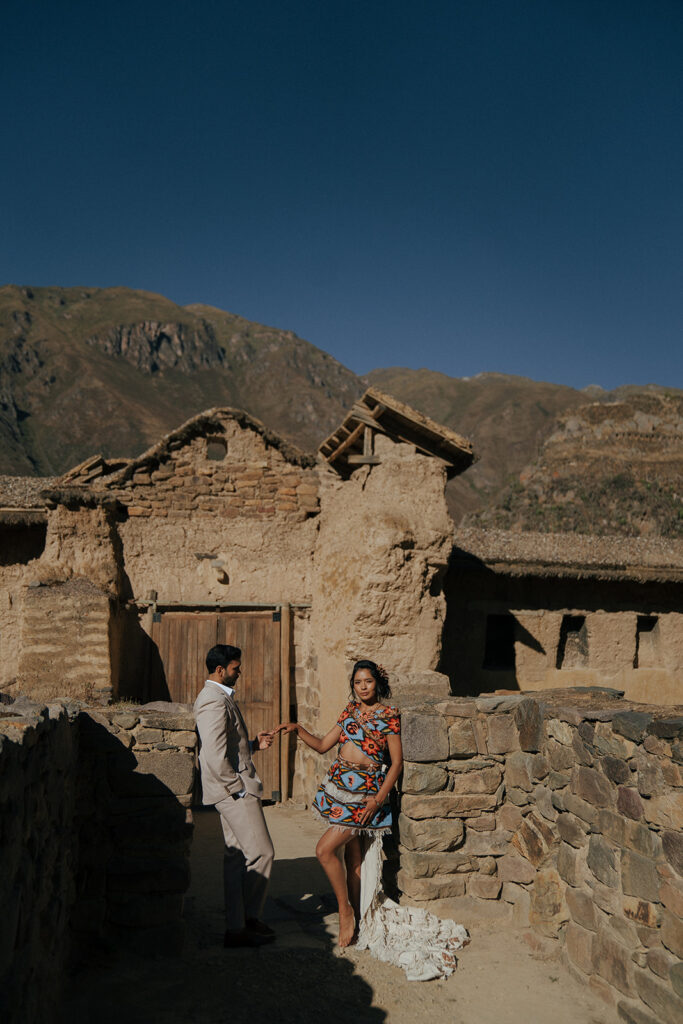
[194,682,263,804]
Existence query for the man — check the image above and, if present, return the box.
[194,643,279,948]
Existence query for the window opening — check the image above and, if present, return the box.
[556,615,588,669]
[206,437,227,461]
[634,616,660,668]
[482,614,516,670]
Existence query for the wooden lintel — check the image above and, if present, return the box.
[347,454,381,465]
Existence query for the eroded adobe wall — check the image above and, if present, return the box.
[396,690,683,1023]
[444,566,683,704]
[0,699,195,1024]
[296,438,453,798]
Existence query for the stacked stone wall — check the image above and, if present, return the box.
[0,699,195,1024]
[397,690,683,1023]
[112,422,320,522]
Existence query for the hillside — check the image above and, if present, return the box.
[0,285,362,475]
[0,285,679,538]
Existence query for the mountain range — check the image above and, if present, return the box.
[1,284,680,536]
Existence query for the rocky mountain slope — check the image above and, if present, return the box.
[0,285,679,537]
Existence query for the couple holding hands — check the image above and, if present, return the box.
[194,643,402,950]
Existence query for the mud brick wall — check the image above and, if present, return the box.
[0,699,196,1024]
[113,422,320,522]
[397,690,683,1024]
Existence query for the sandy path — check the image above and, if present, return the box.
[62,805,618,1024]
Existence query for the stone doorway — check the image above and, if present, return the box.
[148,608,283,799]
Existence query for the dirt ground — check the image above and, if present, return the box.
[63,805,619,1024]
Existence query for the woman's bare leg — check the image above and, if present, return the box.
[316,827,357,947]
[344,837,362,926]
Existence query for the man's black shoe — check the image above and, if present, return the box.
[246,918,276,940]
[223,928,271,948]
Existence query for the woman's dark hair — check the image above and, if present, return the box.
[349,659,391,700]
[206,644,242,673]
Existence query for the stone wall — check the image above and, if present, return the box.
[0,698,195,1024]
[396,689,683,1023]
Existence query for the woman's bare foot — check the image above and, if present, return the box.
[338,904,356,947]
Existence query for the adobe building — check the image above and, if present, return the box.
[1,388,681,801]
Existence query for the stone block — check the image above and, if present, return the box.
[621,850,660,903]
[449,765,502,795]
[588,877,622,915]
[588,834,619,888]
[617,786,645,821]
[602,755,631,785]
[671,963,683,998]
[662,830,683,876]
[593,726,632,759]
[498,853,536,885]
[661,908,683,959]
[636,755,666,798]
[401,793,498,818]
[572,731,595,766]
[447,718,477,757]
[514,699,544,752]
[610,915,641,950]
[566,921,594,974]
[466,812,496,831]
[111,712,139,729]
[648,716,683,740]
[507,787,531,806]
[593,927,636,996]
[134,727,164,743]
[617,1000,661,1024]
[486,714,519,754]
[401,762,448,794]
[645,947,676,980]
[397,813,465,853]
[566,886,598,931]
[511,811,557,868]
[558,842,583,887]
[660,879,683,918]
[505,751,534,791]
[635,969,683,1024]
[529,868,569,937]
[563,792,598,826]
[572,765,614,808]
[478,856,497,875]
[460,828,510,857]
[401,711,449,762]
[396,870,466,901]
[547,719,573,745]
[498,803,523,832]
[548,739,574,771]
[138,709,196,731]
[533,784,558,822]
[612,712,653,742]
[547,769,571,790]
[168,730,197,748]
[468,874,502,900]
[399,850,471,878]
[557,812,588,848]
[128,750,195,796]
[532,753,550,779]
[623,896,661,929]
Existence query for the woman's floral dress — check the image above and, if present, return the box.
[312,700,401,835]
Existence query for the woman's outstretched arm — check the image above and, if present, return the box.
[279,721,341,754]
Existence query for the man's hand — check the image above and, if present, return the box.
[255,730,277,750]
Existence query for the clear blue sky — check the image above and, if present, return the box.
[2,0,681,389]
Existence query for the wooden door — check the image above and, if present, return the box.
[149,609,282,799]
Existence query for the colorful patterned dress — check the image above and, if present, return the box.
[312,700,401,835]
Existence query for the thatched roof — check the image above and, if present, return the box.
[0,475,56,510]
[453,527,683,583]
[319,387,474,478]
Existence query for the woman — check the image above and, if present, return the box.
[280,658,469,980]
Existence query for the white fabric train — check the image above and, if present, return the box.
[356,834,469,982]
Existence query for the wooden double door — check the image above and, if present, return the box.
[149,609,282,800]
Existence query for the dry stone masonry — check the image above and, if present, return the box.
[0,698,195,1024]
[396,688,683,1023]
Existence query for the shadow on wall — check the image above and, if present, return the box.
[112,604,170,701]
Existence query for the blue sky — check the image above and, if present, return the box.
[2,0,681,389]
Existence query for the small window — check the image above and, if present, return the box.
[482,614,516,670]
[206,437,227,461]
[634,616,660,668]
[556,615,588,669]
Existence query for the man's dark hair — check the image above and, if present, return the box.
[206,644,242,673]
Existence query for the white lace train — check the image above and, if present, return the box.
[355,835,469,982]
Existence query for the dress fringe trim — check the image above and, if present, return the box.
[311,804,392,837]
